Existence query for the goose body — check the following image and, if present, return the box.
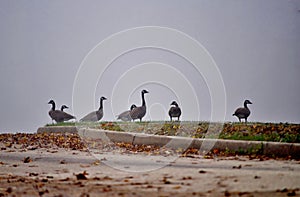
[233,100,252,123]
[48,100,75,123]
[117,104,137,121]
[80,97,107,122]
[130,90,149,122]
[168,101,181,121]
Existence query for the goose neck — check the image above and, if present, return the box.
[51,102,56,111]
[99,99,104,110]
[142,92,146,106]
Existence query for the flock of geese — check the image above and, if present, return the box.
[48,89,252,124]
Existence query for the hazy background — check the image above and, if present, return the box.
[0,0,299,133]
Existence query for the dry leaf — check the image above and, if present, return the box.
[23,157,32,163]
[75,171,88,180]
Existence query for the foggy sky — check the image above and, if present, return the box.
[0,0,299,133]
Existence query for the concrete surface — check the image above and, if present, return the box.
[0,147,299,196]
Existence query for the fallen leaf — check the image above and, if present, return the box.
[23,156,32,163]
[29,172,39,176]
[60,160,66,164]
[232,165,242,169]
[92,160,100,165]
[75,171,88,180]
[173,185,181,189]
[162,177,171,184]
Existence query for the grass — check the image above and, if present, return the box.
[46,121,300,143]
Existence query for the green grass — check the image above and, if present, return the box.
[46,121,300,143]
[46,122,76,127]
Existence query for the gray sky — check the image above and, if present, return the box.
[0,0,299,133]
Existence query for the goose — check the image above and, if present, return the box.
[116,104,137,121]
[129,89,149,122]
[60,105,69,111]
[233,99,252,123]
[61,105,76,122]
[80,96,107,122]
[168,101,181,121]
[48,100,76,123]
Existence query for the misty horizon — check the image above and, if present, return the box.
[0,0,299,133]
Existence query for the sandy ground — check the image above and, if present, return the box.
[0,146,300,197]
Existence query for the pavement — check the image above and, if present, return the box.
[0,147,300,196]
[0,126,299,196]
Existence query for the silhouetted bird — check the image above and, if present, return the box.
[48,100,75,123]
[130,90,149,122]
[60,105,69,111]
[168,101,181,121]
[117,104,137,121]
[80,97,107,122]
[233,99,252,123]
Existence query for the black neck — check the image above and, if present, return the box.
[244,102,248,108]
[51,102,55,111]
[99,99,103,110]
[142,92,146,106]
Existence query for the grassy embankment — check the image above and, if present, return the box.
[46,121,300,143]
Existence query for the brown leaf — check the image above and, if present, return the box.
[173,185,181,189]
[232,165,242,169]
[199,170,206,174]
[29,172,39,176]
[75,171,88,180]
[23,156,32,163]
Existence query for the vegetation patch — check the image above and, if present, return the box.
[46,121,300,143]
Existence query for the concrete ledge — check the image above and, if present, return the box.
[37,126,78,134]
[133,134,171,147]
[78,128,134,144]
[290,143,300,157]
[37,126,300,158]
[263,142,293,157]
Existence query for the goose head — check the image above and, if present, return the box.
[61,105,69,111]
[130,104,137,110]
[142,89,149,94]
[48,100,55,105]
[100,96,107,101]
[170,101,178,106]
[244,100,252,105]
